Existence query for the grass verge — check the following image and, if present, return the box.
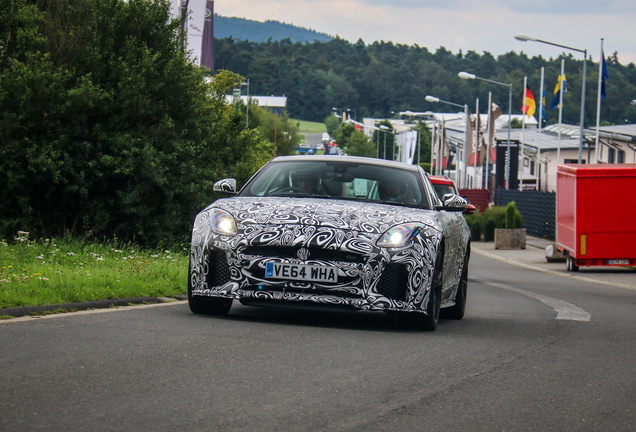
[1,233,187,312]
[296,119,326,134]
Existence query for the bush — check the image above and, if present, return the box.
[0,1,273,247]
[483,218,497,241]
[464,210,483,241]
[505,201,523,229]
[483,206,506,229]
[469,219,482,241]
[479,204,523,241]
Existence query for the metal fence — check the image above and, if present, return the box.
[458,189,492,214]
[495,188,556,240]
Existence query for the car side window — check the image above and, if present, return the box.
[421,170,441,208]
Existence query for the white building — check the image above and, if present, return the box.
[225,95,288,115]
[361,114,636,192]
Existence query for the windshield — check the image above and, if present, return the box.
[240,159,431,209]
[432,183,457,200]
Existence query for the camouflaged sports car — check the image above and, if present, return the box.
[188,155,471,330]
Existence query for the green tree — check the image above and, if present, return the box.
[324,114,340,137]
[249,106,300,156]
[342,128,375,157]
[212,34,636,126]
[332,123,374,157]
[373,121,395,161]
[0,0,270,246]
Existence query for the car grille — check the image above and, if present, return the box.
[206,251,231,287]
[242,245,366,264]
[243,285,363,299]
[376,263,408,301]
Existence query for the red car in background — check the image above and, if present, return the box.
[429,175,475,214]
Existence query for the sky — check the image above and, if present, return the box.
[214,0,636,66]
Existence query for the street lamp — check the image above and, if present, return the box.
[425,95,470,188]
[514,33,587,164]
[458,72,514,189]
[240,79,250,128]
[346,108,357,122]
[379,125,394,160]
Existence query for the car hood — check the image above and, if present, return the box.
[210,197,439,235]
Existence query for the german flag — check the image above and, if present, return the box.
[515,85,536,118]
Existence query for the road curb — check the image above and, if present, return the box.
[1,295,188,318]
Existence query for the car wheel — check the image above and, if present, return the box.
[399,248,443,331]
[566,255,579,272]
[442,246,469,320]
[187,270,233,316]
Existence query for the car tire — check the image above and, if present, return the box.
[399,248,443,331]
[442,246,469,320]
[187,270,233,316]
[566,255,579,272]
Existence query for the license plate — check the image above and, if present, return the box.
[608,259,630,265]
[265,262,338,282]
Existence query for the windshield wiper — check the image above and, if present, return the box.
[376,200,427,209]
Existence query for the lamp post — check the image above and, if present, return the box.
[458,72,513,189]
[379,125,394,161]
[425,95,469,188]
[346,108,357,122]
[240,79,250,128]
[514,33,587,164]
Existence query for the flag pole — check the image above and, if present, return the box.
[485,92,492,189]
[430,123,435,173]
[556,58,565,168]
[537,68,544,191]
[539,67,545,134]
[595,38,605,163]
[473,98,479,188]
[520,76,527,191]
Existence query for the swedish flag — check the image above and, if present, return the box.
[551,74,567,109]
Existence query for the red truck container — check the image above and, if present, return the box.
[556,164,636,271]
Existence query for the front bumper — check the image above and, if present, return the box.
[189,220,442,313]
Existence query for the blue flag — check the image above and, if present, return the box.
[601,50,609,99]
[541,85,546,119]
[551,74,567,109]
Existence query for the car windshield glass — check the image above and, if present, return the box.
[241,160,431,208]
[432,183,456,200]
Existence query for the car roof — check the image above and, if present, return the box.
[428,175,455,185]
[270,155,422,173]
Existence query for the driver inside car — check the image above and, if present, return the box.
[379,180,408,202]
[291,171,319,194]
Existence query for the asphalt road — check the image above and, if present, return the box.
[1,251,635,431]
[304,132,323,147]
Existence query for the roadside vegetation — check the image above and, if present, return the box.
[0,0,296,248]
[0,232,187,312]
[296,120,327,134]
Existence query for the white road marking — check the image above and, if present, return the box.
[482,280,591,322]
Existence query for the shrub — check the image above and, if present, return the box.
[505,201,523,229]
[464,210,483,241]
[470,219,482,241]
[483,218,497,241]
[483,206,506,229]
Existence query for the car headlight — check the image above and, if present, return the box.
[377,223,423,248]
[209,208,237,236]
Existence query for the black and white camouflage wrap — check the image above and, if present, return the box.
[189,196,470,314]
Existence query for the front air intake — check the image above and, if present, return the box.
[207,251,231,287]
[375,263,408,301]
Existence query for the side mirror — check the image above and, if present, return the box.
[438,193,468,212]
[213,178,237,195]
[464,203,476,215]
